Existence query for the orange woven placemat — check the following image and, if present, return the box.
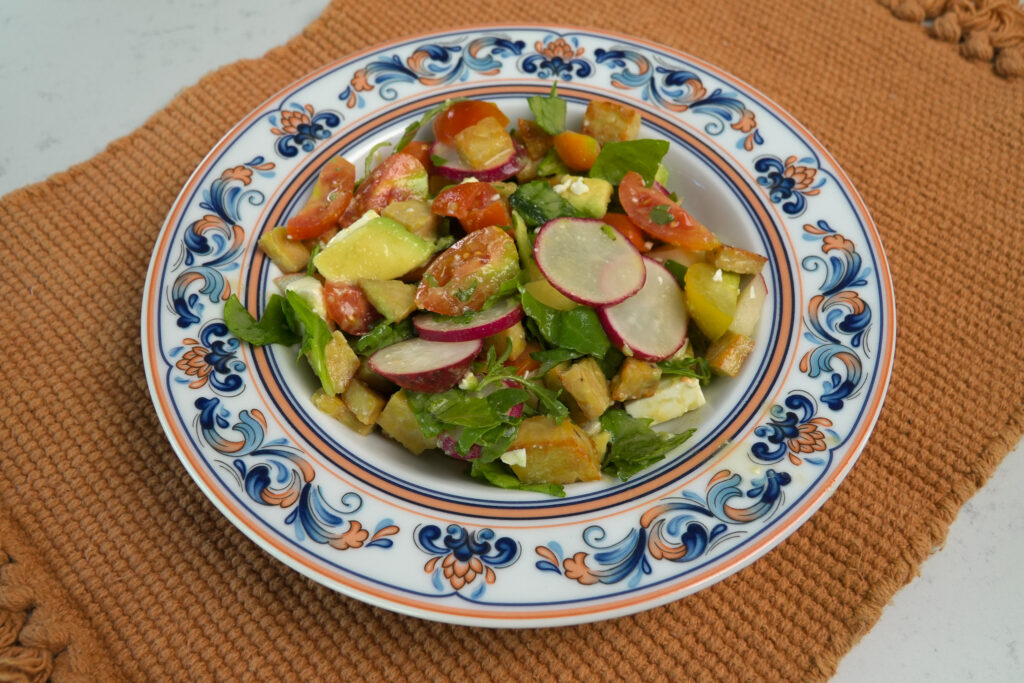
[2,1,1023,680]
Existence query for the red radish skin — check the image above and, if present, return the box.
[533,217,646,307]
[429,141,525,182]
[438,433,483,460]
[599,257,689,361]
[368,338,482,393]
[413,298,523,342]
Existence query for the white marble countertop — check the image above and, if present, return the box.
[2,2,1020,679]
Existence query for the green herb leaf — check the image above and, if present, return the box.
[469,461,566,497]
[364,140,393,176]
[432,235,455,253]
[519,289,611,357]
[528,81,566,135]
[536,148,569,177]
[664,259,688,287]
[509,180,584,228]
[352,318,414,356]
[649,204,674,225]
[285,290,336,395]
[306,244,322,277]
[396,98,464,152]
[657,356,711,384]
[429,153,448,167]
[431,394,502,429]
[593,346,625,379]
[530,348,583,377]
[223,294,300,347]
[589,139,670,186]
[599,409,695,481]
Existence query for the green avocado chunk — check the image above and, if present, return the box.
[313,214,433,282]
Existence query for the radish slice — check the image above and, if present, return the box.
[599,257,688,361]
[413,297,523,342]
[728,274,767,337]
[429,141,525,182]
[368,337,482,393]
[438,433,482,461]
[534,218,646,306]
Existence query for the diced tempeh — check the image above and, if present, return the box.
[706,331,755,377]
[483,321,527,361]
[376,390,434,454]
[454,116,515,170]
[311,388,374,435]
[546,357,612,423]
[580,101,642,144]
[342,378,386,426]
[516,118,554,160]
[259,226,310,273]
[324,331,359,395]
[610,358,663,401]
[710,245,768,275]
[508,416,601,484]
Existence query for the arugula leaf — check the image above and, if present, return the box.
[469,461,566,497]
[519,289,611,357]
[509,181,584,228]
[536,148,569,177]
[396,98,464,152]
[649,204,674,225]
[664,259,688,287]
[464,423,519,463]
[528,81,566,135]
[475,346,569,424]
[599,409,695,481]
[593,346,625,379]
[223,294,300,347]
[589,139,670,186]
[657,356,711,384]
[285,290,335,395]
[530,348,582,377]
[306,244,322,277]
[353,318,414,355]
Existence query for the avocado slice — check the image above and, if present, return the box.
[360,279,417,322]
[554,176,613,219]
[313,212,434,282]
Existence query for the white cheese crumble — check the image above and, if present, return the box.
[459,177,480,184]
[283,275,329,321]
[569,177,589,195]
[499,448,527,468]
[458,371,479,391]
[624,376,706,424]
[552,176,573,194]
[712,268,724,282]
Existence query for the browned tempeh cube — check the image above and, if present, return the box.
[311,389,374,435]
[706,331,756,377]
[710,245,768,275]
[376,390,434,454]
[509,416,601,484]
[580,101,643,144]
[610,358,663,401]
[546,357,612,423]
[324,331,359,395]
[342,378,386,426]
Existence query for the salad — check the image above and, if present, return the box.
[225,85,768,497]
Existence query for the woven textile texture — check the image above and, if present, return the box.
[2,1,1023,680]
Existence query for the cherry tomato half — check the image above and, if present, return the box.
[431,182,511,233]
[618,171,721,251]
[433,100,510,146]
[338,153,427,228]
[398,140,432,170]
[600,212,649,252]
[285,156,355,240]
[415,225,519,316]
[324,281,381,335]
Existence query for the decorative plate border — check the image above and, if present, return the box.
[142,25,895,627]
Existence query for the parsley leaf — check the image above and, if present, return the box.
[600,409,695,481]
[509,180,584,228]
[519,288,611,358]
[285,290,336,395]
[223,294,300,347]
[657,356,711,384]
[649,204,674,225]
[352,318,414,355]
[589,139,670,186]
[429,153,448,167]
[528,81,566,135]
[469,461,566,497]
[663,259,688,288]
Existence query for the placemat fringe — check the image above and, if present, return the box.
[880,0,1024,76]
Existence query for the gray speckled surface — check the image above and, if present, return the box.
[2,2,1020,679]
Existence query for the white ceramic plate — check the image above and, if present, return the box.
[142,26,895,627]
